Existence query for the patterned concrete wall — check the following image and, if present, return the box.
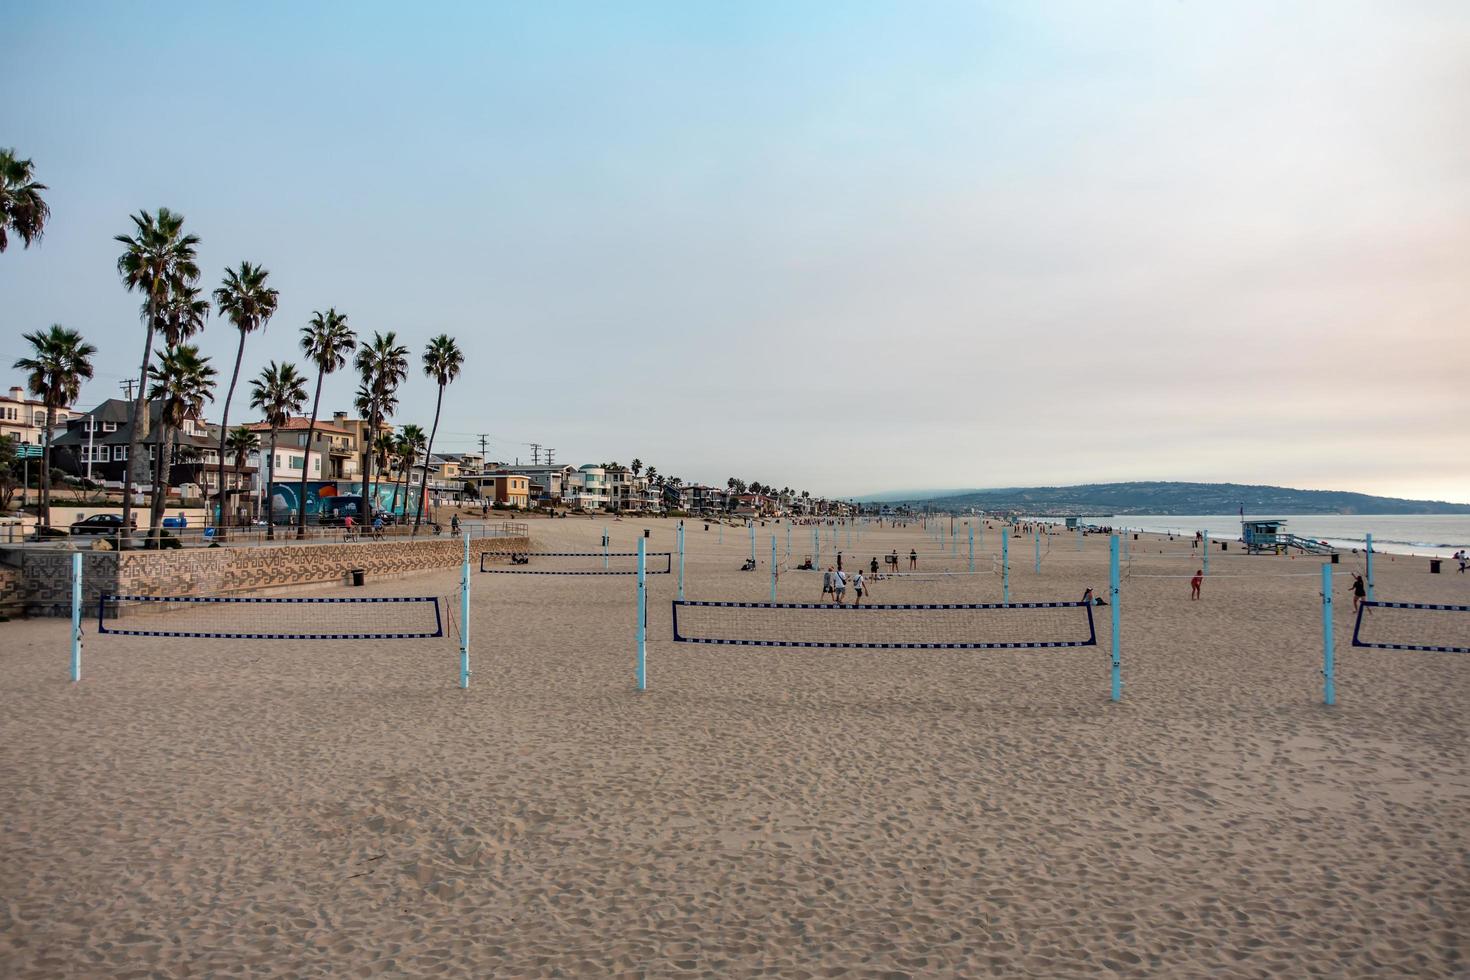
[9,535,530,617]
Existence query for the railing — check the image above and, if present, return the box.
[0,519,532,549]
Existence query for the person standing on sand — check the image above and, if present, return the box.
[909,548,918,570]
[851,570,866,605]
[821,567,834,602]
[1350,573,1367,612]
[1191,569,1203,600]
[869,556,879,576]
[834,569,847,604]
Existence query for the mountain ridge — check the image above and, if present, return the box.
[856,481,1470,516]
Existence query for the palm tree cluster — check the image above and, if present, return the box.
[0,148,50,252]
[12,326,96,527]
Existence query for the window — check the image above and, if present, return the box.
[275,454,282,470]
[115,446,127,461]
[313,457,320,474]
[289,455,304,470]
[103,421,118,433]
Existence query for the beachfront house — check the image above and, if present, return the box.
[1,384,77,447]
[564,465,609,511]
[51,399,222,498]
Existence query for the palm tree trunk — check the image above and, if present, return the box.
[149,422,178,545]
[361,412,374,523]
[119,298,158,546]
[413,386,445,536]
[389,454,402,519]
[39,390,55,527]
[265,429,278,541]
[297,371,325,539]
[215,331,247,537]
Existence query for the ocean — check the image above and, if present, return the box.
[1030,514,1470,559]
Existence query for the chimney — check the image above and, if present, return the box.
[333,411,347,426]
[8,387,23,401]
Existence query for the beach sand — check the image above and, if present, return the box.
[2,516,1466,977]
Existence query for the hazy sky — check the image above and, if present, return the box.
[4,1,1468,501]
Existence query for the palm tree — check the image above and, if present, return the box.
[115,208,201,541]
[249,362,307,540]
[12,326,96,527]
[146,282,211,534]
[226,426,259,519]
[396,424,427,522]
[297,309,355,537]
[413,335,463,534]
[146,345,217,543]
[371,429,397,516]
[0,149,50,252]
[353,332,408,518]
[212,262,278,533]
[630,459,642,478]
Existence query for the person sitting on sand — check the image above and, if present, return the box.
[1191,569,1203,601]
[741,557,756,571]
[1350,573,1367,611]
[1082,587,1107,607]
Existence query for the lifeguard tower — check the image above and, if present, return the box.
[1242,518,1336,556]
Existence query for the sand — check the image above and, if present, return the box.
[1,516,1467,977]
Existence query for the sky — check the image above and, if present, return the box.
[3,1,1468,502]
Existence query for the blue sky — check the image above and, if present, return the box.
[4,1,1468,501]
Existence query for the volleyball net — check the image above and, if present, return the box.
[1352,601,1470,653]
[671,600,1096,649]
[96,594,445,640]
[479,551,672,575]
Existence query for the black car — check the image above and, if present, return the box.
[69,514,135,535]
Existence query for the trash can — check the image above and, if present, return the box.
[350,568,365,586]
[644,529,651,539]
[1330,553,1339,564]
[1133,533,1139,540]
[1220,541,1227,551]
[1430,559,1441,574]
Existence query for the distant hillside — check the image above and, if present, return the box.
[878,482,1470,516]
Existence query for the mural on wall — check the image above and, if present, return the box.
[266,481,421,520]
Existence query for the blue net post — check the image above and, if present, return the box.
[603,528,609,570]
[1002,533,1009,603]
[1110,534,1121,702]
[636,538,647,691]
[459,533,471,689]
[770,535,778,602]
[1365,533,1374,602]
[1076,525,1083,551]
[968,524,974,573]
[70,552,82,683]
[813,527,819,567]
[1034,528,1041,574]
[1203,530,1210,575]
[719,523,722,544]
[749,523,755,564]
[677,522,685,601]
[1321,562,1335,705]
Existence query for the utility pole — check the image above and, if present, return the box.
[476,434,489,467]
[530,443,541,465]
[544,448,555,467]
[119,379,136,401]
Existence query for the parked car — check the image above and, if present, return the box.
[69,514,136,535]
[162,513,189,529]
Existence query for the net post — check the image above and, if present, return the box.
[1076,525,1082,551]
[636,538,647,691]
[1110,534,1121,702]
[968,524,974,573]
[770,535,777,602]
[749,523,755,564]
[1203,530,1210,575]
[603,528,609,569]
[70,552,82,683]
[1002,533,1009,603]
[1034,528,1040,574]
[786,522,791,560]
[1321,562,1335,705]
[677,522,685,601]
[459,533,471,689]
[1364,533,1374,602]
[813,526,819,567]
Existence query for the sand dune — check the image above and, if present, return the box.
[2,517,1466,977]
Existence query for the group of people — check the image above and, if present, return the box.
[819,567,868,605]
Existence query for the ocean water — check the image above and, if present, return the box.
[1035,514,1470,559]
